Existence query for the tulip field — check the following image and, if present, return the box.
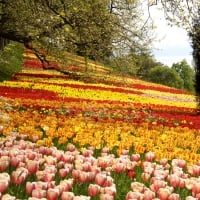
[1,50,200,199]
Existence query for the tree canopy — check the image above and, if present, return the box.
[172,60,195,93]
[0,0,154,66]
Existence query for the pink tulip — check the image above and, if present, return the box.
[178,178,185,188]
[177,159,187,168]
[52,150,63,161]
[43,173,55,182]
[26,160,39,174]
[26,182,36,194]
[102,147,110,153]
[82,149,93,157]
[100,193,114,200]
[126,191,143,200]
[131,154,140,162]
[60,179,73,192]
[95,173,107,187]
[0,160,9,172]
[47,188,59,200]
[1,194,17,200]
[113,162,125,173]
[82,162,92,172]
[192,181,200,196]
[61,191,74,200]
[159,158,168,166]
[98,157,109,169]
[10,156,20,168]
[64,163,73,172]
[121,149,129,155]
[101,186,116,197]
[88,184,100,197]
[142,172,151,182]
[79,171,89,183]
[145,152,155,162]
[195,193,200,199]
[168,193,180,200]
[168,174,180,188]
[150,179,166,192]
[59,168,69,178]
[32,188,46,198]
[0,180,8,193]
[63,154,74,163]
[103,176,113,187]
[131,182,145,193]
[66,143,76,152]
[11,168,28,184]
[185,196,198,200]
[157,188,171,200]
[72,169,80,179]
[143,190,155,200]
[192,165,200,176]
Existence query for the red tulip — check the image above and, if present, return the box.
[127,170,136,178]
[88,184,100,197]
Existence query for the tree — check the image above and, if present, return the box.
[147,0,199,31]
[0,0,154,68]
[147,65,184,89]
[189,7,200,109]
[172,60,195,93]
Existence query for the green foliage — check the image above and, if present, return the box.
[147,65,184,89]
[0,0,154,66]
[0,42,24,81]
[172,59,195,93]
[189,7,200,110]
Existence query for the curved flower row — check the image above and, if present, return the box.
[0,51,200,199]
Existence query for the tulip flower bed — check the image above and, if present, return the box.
[1,51,200,199]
